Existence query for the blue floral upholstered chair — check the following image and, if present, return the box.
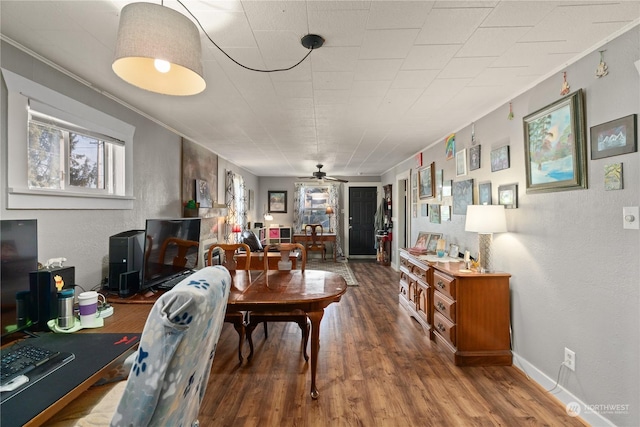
[110,266,231,427]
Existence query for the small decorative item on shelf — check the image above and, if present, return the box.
[184,199,199,217]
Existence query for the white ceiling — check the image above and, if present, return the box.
[1,1,639,179]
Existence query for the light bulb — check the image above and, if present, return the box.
[154,59,171,73]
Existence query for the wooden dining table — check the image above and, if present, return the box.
[228,269,347,398]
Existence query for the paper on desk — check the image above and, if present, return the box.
[418,255,463,263]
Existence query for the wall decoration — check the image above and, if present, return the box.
[452,179,474,215]
[491,145,510,172]
[440,205,451,222]
[469,145,481,171]
[195,179,212,208]
[595,50,608,78]
[604,163,623,191]
[418,162,435,199]
[421,203,429,217]
[523,89,587,193]
[430,204,441,223]
[456,149,467,177]
[415,152,423,168]
[498,183,518,209]
[442,180,452,197]
[445,134,455,160]
[411,169,418,218]
[560,71,570,95]
[414,231,430,249]
[590,114,637,159]
[448,243,459,258]
[478,181,492,205]
[268,190,287,213]
[508,102,514,120]
[435,169,443,201]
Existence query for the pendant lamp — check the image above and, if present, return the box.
[112,2,206,96]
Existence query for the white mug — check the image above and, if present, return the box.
[77,291,106,328]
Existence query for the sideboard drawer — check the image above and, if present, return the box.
[434,291,455,322]
[434,311,456,347]
[433,271,455,300]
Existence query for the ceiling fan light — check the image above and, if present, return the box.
[112,2,206,96]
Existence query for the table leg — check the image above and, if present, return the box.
[307,309,324,399]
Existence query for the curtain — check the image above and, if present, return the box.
[293,182,344,258]
[225,171,246,242]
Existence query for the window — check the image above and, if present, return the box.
[28,107,125,195]
[2,68,135,209]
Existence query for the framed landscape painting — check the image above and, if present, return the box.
[418,162,435,199]
[268,190,287,213]
[590,114,637,160]
[523,89,587,193]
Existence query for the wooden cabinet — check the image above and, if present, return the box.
[399,250,430,332]
[399,249,512,366]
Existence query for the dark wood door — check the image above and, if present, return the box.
[348,186,378,256]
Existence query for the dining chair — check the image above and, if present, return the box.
[208,243,251,363]
[246,243,310,361]
[111,266,231,426]
[304,224,326,261]
[158,237,200,268]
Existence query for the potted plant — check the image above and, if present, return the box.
[183,199,199,217]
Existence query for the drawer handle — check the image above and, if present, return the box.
[437,281,445,289]
[436,301,446,311]
[437,323,446,332]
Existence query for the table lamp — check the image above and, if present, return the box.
[464,205,507,272]
[232,224,242,243]
[325,206,334,232]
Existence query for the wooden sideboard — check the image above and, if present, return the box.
[399,249,512,366]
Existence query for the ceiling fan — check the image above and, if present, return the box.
[298,164,348,183]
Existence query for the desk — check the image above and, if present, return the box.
[292,233,337,262]
[229,269,346,398]
[1,331,140,427]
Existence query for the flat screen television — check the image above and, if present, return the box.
[140,218,201,291]
[1,219,38,337]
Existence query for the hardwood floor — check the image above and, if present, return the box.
[199,261,586,427]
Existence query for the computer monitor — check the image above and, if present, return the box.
[1,219,38,337]
[140,218,201,291]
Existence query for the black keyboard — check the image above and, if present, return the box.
[1,344,60,386]
[155,270,195,290]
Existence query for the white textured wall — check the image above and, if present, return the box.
[383,27,640,426]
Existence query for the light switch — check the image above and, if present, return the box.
[623,207,639,229]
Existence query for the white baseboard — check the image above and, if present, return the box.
[511,351,616,426]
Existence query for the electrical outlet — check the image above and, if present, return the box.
[564,347,576,371]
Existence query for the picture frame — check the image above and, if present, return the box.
[456,149,467,177]
[452,179,474,215]
[194,179,212,208]
[478,181,492,205]
[426,233,442,252]
[414,231,431,249]
[442,180,452,197]
[435,169,443,201]
[440,205,451,222]
[498,183,518,209]
[429,204,441,223]
[268,190,287,213]
[604,163,623,191]
[523,89,587,193]
[590,114,637,159]
[445,134,455,160]
[448,244,459,258]
[421,203,429,217]
[490,145,510,172]
[418,162,436,199]
[469,145,481,171]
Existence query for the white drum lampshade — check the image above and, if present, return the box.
[465,205,507,272]
[112,2,206,96]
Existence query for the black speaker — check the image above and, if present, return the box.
[118,270,140,298]
[108,230,145,292]
[28,266,75,331]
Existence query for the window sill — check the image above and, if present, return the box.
[7,188,135,210]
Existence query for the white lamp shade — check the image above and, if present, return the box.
[465,205,507,234]
[112,3,206,96]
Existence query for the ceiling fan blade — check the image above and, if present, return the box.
[325,176,349,183]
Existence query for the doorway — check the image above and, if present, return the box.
[344,184,381,259]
